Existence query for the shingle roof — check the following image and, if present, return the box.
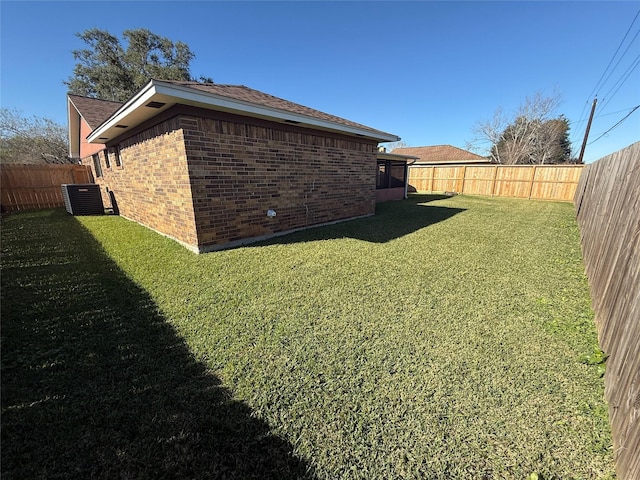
[68,95,123,130]
[161,80,387,136]
[391,145,489,163]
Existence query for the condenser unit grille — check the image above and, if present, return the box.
[61,184,104,215]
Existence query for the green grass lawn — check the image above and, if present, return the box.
[1,194,614,479]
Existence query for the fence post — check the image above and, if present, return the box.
[429,167,434,193]
[491,166,499,197]
[527,166,537,200]
[460,166,467,194]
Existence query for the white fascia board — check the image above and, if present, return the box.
[88,79,399,143]
[67,97,81,158]
[377,152,418,161]
[87,81,158,143]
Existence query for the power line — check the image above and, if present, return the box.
[576,38,640,140]
[591,9,639,97]
[565,107,636,147]
[594,106,640,118]
[598,28,640,96]
[599,55,640,113]
[574,99,596,137]
[576,10,640,128]
[588,104,640,145]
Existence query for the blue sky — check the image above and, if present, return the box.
[1,1,638,163]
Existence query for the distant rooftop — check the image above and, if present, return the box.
[391,145,490,164]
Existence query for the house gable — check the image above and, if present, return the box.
[67,95,123,159]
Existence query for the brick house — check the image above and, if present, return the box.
[67,80,400,252]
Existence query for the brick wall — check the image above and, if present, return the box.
[181,112,378,251]
[83,107,378,252]
[82,116,199,248]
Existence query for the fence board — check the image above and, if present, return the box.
[1,164,92,212]
[460,166,496,196]
[409,164,583,202]
[574,142,640,480]
[431,166,465,193]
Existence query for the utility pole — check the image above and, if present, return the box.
[578,98,597,164]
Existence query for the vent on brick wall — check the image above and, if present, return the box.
[61,184,104,215]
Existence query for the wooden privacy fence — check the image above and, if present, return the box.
[574,142,640,480]
[409,164,583,202]
[1,164,92,213]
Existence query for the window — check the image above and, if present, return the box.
[112,145,122,167]
[92,154,102,178]
[389,164,406,188]
[376,160,406,189]
[376,163,388,189]
[103,149,111,168]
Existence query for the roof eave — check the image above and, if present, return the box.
[377,152,419,161]
[87,79,399,144]
[67,96,81,159]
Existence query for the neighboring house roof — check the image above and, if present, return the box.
[391,145,490,164]
[87,79,400,144]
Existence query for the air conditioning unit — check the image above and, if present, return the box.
[61,184,104,215]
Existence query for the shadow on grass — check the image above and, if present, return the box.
[257,194,465,246]
[1,209,314,479]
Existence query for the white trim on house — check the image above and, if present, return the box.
[67,100,81,159]
[87,79,399,144]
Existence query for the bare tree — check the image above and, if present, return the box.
[467,106,509,163]
[468,91,571,164]
[381,140,409,153]
[0,108,70,164]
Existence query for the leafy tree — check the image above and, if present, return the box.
[65,28,213,102]
[553,116,573,163]
[469,92,574,164]
[0,108,69,164]
[533,115,572,164]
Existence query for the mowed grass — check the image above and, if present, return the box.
[1,194,614,479]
